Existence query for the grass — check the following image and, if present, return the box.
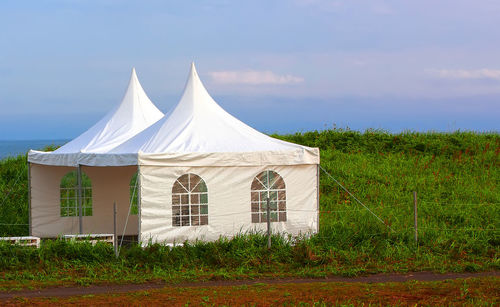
[0,130,498,288]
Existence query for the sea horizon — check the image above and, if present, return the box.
[0,139,69,160]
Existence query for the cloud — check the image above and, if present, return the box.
[429,69,500,81]
[209,70,304,85]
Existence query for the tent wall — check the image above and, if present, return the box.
[139,164,318,244]
[30,164,138,238]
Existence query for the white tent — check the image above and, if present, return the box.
[29,68,164,166]
[27,64,320,244]
[27,69,163,237]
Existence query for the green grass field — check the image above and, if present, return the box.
[0,130,498,288]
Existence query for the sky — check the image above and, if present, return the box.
[0,0,499,140]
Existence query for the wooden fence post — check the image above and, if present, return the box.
[413,191,418,244]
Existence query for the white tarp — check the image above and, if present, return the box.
[28,68,163,166]
[139,164,318,244]
[112,63,309,156]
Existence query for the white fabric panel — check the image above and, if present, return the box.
[31,164,139,237]
[112,63,313,155]
[138,148,319,167]
[28,151,80,167]
[28,69,163,166]
[139,164,318,244]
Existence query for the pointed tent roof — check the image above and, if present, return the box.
[112,63,305,155]
[56,68,164,153]
[28,68,164,166]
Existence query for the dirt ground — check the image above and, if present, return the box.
[0,271,498,306]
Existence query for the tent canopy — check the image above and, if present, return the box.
[112,63,305,154]
[28,68,164,166]
[28,63,319,167]
[106,63,319,166]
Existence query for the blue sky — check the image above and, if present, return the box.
[0,0,499,140]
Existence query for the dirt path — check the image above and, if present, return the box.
[0,271,498,300]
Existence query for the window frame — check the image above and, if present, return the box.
[251,170,287,223]
[171,173,208,227]
[60,170,93,217]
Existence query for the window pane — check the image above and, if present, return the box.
[260,213,267,222]
[260,191,268,202]
[200,205,208,215]
[181,206,189,215]
[251,179,264,190]
[267,171,276,188]
[194,180,207,193]
[278,191,286,201]
[190,194,199,204]
[172,181,186,194]
[279,212,287,222]
[181,216,190,226]
[270,201,278,211]
[200,193,208,204]
[278,201,286,211]
[84,207,92,216]
[270,212,278,222]
[178,174,189,191]
[191,205,199,215]
[251,192,259,202]
[256,172,268,189]
[260,201,267,211]
[172,217,181,227]
[251,203,259,212]
[181,194,189,204]
[200,215,208,225]
[251,213,259,223]
[191,215,200,226]
[172,194,180,205]
[269,191,277,202]
[172,206,180,216]
[271,174,285,190]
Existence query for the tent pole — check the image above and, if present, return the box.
[77,164,83,234]
[137,165,141,245]
[27,161,32,236]
[266,197,271,249]
[316,164,320,233]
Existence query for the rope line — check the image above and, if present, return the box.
[118,176,137,255]
[319,165,393,231]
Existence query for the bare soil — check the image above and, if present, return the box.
[0,271,497,300]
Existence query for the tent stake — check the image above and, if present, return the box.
[77,164,83,234]
[267,197,271,249]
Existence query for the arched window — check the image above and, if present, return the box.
[60,170,92,217]
[129,172,138,215]
[172,173,208,227]
[251,170,286,223]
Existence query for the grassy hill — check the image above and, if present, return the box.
[0,130,498,286]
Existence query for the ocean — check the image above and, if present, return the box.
[0,140,68,160]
